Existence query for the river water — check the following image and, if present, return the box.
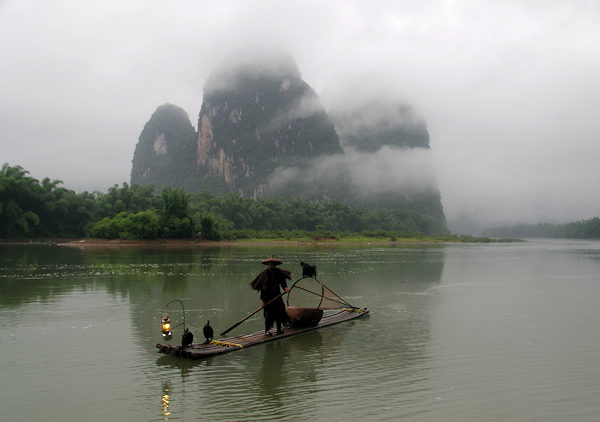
[1,239,599,421]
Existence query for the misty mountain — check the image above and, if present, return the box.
[332,101,431,152]
[130,54,446,230]
[130,103,196,191]
[196,53,342,197]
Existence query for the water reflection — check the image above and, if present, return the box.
[155,354,207,380]
[257,331,326,397]
[0,244,242,305]
[3,241,600,420]
[258,342,288,403]
[161,382,172,420]
[0,243,446,421]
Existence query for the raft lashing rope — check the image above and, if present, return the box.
[343,307,365,312]
[210,340,243,349]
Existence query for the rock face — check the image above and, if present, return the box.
[130,54,446,227]
[329,100,446,225]
[130,103,196,191]
[195,54,342,197]
[332,101,431,152]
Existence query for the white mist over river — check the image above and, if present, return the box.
[1,239,599,421]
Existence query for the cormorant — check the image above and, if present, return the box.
[203,320,214,344]
[300,261,317,278]
[181,328,194,348]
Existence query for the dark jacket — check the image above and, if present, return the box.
[250,266,291,327]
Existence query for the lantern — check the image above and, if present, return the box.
[161,315,173,340]
[160,299,187,342]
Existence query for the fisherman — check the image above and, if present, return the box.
[250,255,291,336]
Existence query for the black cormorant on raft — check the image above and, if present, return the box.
[156,307,369,360]
[203,321,214,344]
[156,260,369,360]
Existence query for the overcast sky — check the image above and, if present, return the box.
[1,0,599,230]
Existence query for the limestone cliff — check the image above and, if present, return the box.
[129,55,446,228]
[130,103,196,191]
[195,54,342,197]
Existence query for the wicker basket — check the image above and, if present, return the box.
[286,306,323,328]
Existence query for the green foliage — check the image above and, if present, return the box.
[1,163,450,241]
[118,210,161,240]
[89,216,120,239]
[88,187,194,240]
[89,209,190,240]
[159,187,193,238]
[484,218,600,239]
[160,216,194,238]
[0,164,95,237]
[186,191,449,237]
[0,164,40,236]
[96,183,158,218]
[198,213,221,240]
[160,187,189,219]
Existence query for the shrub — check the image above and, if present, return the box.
[89,216,120,239]
[198,213,221,240]
[119,210,161,240]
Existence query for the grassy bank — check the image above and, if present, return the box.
[1,233,520,248]
[227,234,519,244]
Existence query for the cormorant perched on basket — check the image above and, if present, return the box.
[203,320,214,344]
[300,261,317,278]
[181,328,194,348]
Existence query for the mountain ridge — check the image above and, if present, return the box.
[130,54,446,228]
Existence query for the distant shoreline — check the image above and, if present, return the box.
[0,237,457,248]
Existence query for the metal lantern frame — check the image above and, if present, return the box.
[161,299,187,341]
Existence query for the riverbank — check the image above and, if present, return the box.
[0,235,513,248]
[0,238,222,248]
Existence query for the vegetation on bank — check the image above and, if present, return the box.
[483,218,600,239]
[0,163,566,244]
[1,163,451,241]
[180,229,508,243]
[218,232,513,244]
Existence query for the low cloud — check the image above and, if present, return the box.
[269,146,438,198]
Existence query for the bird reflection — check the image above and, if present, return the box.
[155,355,200,379]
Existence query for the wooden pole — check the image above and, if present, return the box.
[220,291,287,336]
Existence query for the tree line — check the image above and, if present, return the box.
[483,218,600,239]
[1,163,448,240]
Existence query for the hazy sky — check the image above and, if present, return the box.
[1,0,599,229]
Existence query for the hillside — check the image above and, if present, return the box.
[332,101,431,152]
[130,104,196,191]
[129,54,447,229]
[196,54,342,197]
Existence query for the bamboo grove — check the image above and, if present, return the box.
[1,163,448,240]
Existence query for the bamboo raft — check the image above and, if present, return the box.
[156,307,369,360]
